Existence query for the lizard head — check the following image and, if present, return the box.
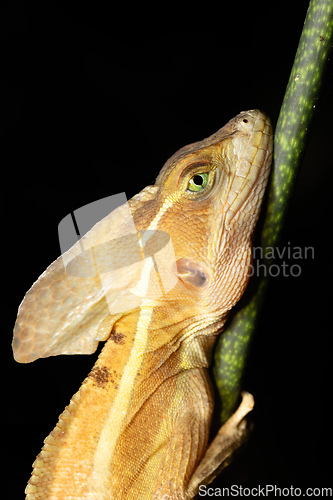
[13,110,272,362]
[137,109,273,315]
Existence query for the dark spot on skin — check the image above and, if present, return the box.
[89,366,110,388]
[110,332,126,344]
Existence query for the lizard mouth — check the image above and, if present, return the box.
[221,110,273,225]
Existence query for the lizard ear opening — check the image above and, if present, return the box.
[176,258,209,288]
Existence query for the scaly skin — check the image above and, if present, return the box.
[13,110,273,499]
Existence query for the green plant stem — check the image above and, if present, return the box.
[214,0,333,423]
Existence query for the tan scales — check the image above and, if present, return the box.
[13,110,273,499]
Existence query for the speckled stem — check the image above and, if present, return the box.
[214,0,333,423]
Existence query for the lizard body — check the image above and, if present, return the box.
[13,110,273,499]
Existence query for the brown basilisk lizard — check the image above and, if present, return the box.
[13,109,273,499]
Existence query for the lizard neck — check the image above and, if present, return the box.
[27,304,226,499]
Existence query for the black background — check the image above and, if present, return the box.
[2,1,333,497]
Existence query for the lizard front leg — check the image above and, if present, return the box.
[186,392,254,499]
[150,368,214,500]
[150,369,253,500]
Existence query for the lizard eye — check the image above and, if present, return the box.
[187,173,209,192]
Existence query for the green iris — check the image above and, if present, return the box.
[187,173,209,192]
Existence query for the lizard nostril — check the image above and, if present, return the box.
[242,118,249,123]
